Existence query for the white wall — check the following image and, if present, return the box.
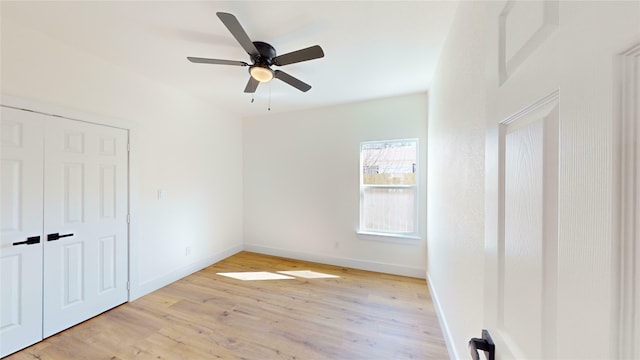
[243,94,428,277]
[1,18,244,299]
[426,2,487,359]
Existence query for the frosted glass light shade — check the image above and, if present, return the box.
[250,66,274,82]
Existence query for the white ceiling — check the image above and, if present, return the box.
[2,1,459,117]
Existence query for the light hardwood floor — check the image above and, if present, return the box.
[5,252,448,359]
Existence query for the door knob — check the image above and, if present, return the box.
[13,236,41,246]
[47,233,74,241]
[469,329,495,360]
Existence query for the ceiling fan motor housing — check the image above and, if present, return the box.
[252,41,277,66]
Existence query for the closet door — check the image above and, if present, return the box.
[42,116,128,337]
[0,107,45,357]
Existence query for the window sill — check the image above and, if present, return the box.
[356,231,422,244]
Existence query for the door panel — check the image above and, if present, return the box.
[0,107,44,357]
[497,99,559,359]
[63,242,84,307]
[63,163,85,223]
[100,165,116,219]
[503,121,544,358]
[99,235,117,293]
[2,160,22,231]
[43,117,128,337]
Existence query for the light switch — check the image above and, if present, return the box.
[157,189,164,200]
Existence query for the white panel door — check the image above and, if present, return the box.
[42,116,128,337]
[484,1,638,359]
[0,107,44,357]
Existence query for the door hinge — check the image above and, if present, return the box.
[127,282,130,290]
[127,214,130,224]
[127,142,130,152]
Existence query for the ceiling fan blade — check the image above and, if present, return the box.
[187,57,248,66]
[244,76,260,93]
[272,45,324,66]
[274,70,312,92]
[216,12,259,57]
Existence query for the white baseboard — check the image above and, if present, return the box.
[130,244,243,300]
[243,244,425,278]
[427,271,458,360]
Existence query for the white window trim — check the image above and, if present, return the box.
[358,138,419,239]
[356,230,422,243]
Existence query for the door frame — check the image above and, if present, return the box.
[0,94,139,302]
[614,39,640,360]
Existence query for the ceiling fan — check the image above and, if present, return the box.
[187,12,325,93]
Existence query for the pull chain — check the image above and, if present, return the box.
[268,81,272,111]
[247,85,271,111]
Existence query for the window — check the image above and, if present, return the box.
[359,139,418,237]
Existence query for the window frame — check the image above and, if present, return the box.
[358,138,420,240]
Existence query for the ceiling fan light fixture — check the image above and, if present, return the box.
[188,12,323,93]
[250,66,274,82]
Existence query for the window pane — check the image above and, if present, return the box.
[362,141,417,185]
[362,187,416,233]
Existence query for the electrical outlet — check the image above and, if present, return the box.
[185,246,191,256]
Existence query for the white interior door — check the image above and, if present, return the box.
[0,107,45,357]
[484,1,638,359]
[42,116,128,337]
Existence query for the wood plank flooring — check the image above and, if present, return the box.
[5,252,448,359]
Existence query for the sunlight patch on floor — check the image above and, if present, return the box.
[277,270,340,279]
[217,270,339,281]
[217,272,295,281]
